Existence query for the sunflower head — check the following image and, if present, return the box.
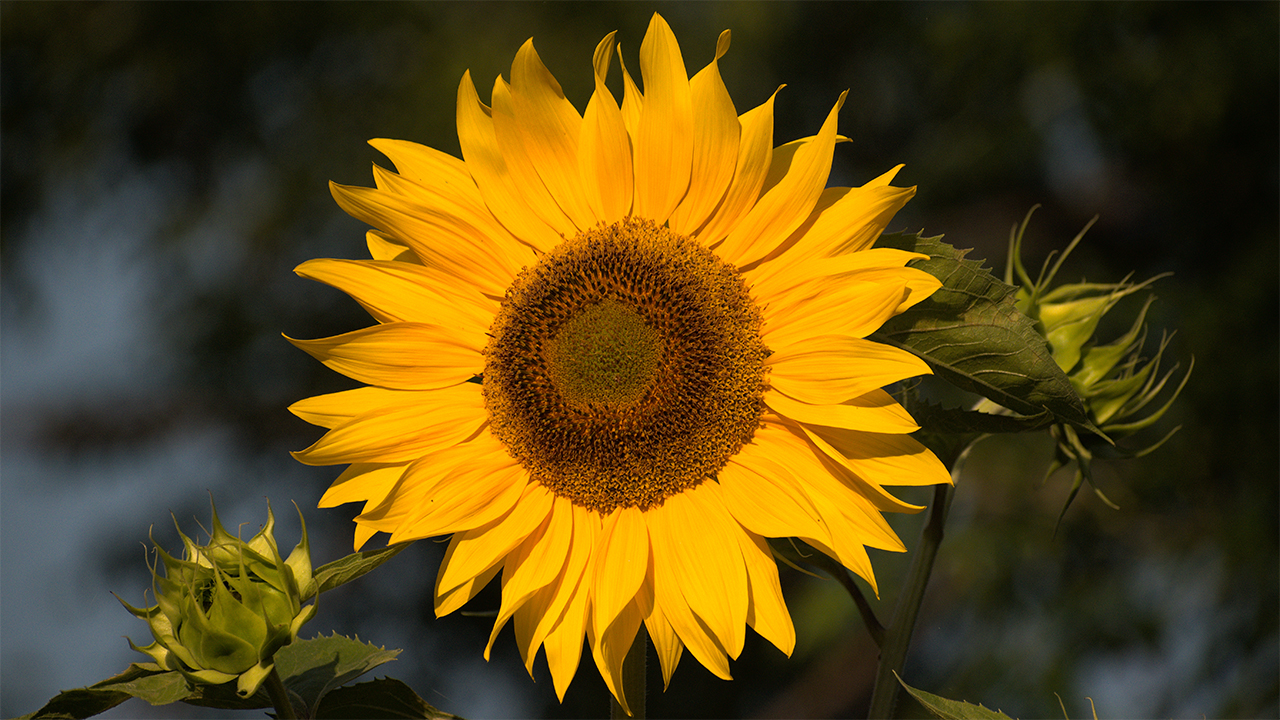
[290,12,949,712]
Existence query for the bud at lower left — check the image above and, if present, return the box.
[117,499,318,697]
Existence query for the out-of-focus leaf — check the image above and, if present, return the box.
[315,677,464,719]
[896,672,1017,720]
[873,232,1097,435]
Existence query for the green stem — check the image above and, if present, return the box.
[807,546,886,648]
[610,625,648,719]
[866,441,973,719]
[264,664,297,720]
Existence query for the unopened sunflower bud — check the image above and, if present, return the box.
[117,500,317,697]
[1005,209,1192,519]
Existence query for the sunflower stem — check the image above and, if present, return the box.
[264,664,297,720]
[866,440,973,719]
[611,625,648,719]
[844,571,886,649]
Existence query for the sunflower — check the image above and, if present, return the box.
[288,12,949,712]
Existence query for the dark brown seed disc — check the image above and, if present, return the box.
[482,217,769,513]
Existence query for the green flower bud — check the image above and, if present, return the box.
[1005,208,1192,521]
[117,499,317,697]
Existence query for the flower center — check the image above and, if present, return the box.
[483,217,769,513]
[543,298,663,409]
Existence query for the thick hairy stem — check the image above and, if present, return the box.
[264,665,297,720]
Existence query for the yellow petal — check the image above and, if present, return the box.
[543,565,592,701]
[288,386,414,429]
[389,455,526,542]
[762,278,908,348]
[737,529,795,656]
[319,463,408,551]
[286,323,481,391]
[750,420,907,553]
[579,32,634,223]
[772,180,915,264]
[794,425,928,515]
[715,92,846,267]
[804,531,878,595]
[803,423,951,489]
[318,462,405,508]
[523,504,599,669]
[455,71,564,252]
[434,481,555,597]
[743,450,881,590]
[485,496,575,659]
[648,481,748,659]
[757,137,807,197]
[617,46,643,142]
[694,88,778,245]
[633,13,693,223]
[351,523,381,552]
[764,387,920,434]
[355,431,510,532]
[764,262,941,320]
[827,166,918,256]
[766,335,931,404]
[490,75,581,237]
[365,229,416,262]
[669,30,738,235]
[367,138,475,195]
[370,164,534,270]
[648,514,733,680]
[718,456,831,547]
[512,583,548,672]
[592,506,650,648]
[510,39,596,229]
[726,437,884,575]
[748,247,927,307]
[328,181,526,297]
[293,257,497,330]
[641,581,684,689]
[291,383,486,465]
[435,562,502,617]
[591,597,645,715]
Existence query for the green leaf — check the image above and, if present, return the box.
[14,689,132,720]
[273,633,402,717]
[16,664,196,719]
[97,669,192,706]
[311,542,413,598]
[907,399,1056,435]
[315,677,464,719]
[872,232,1096,434]
[896,672,1016,720]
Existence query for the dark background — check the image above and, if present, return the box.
[3,3,1276,718]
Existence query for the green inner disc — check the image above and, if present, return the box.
[544,298,663,409]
